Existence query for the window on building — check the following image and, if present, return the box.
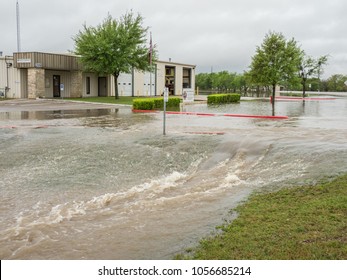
[183,68,191,88]
[86,77,90,95]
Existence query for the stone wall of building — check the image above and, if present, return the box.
[70,71,83,98]
[27,68,45,98]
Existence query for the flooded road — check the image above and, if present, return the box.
[1,97,347,259]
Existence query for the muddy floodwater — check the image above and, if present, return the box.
[1,97,347,259]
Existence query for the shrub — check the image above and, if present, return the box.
[207,93,241,105]
[133,98,155,110]
[153,98,164,109]
[133,97,181,110]
[166,97,181,108]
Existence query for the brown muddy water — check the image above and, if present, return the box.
[1,97,347,259]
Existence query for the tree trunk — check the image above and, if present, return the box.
[114,72,120,99]
[272,84,276,116]
[302,78,306,99]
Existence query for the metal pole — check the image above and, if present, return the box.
[163,97,166,135]
[163,87,168,135]
[149,32,153,97]
[150,71,152,97]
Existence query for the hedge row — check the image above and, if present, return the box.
[133,97,181,110]
[207,93,241,105]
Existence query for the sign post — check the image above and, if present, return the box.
[163,87,168,135]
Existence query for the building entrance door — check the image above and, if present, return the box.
[53,75,61,97]
[98,77,107,97]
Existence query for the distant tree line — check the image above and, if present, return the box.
[196,31,347,98]
[196,71,250,94]
[196,71,347,95]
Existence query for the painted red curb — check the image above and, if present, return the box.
[0,126,17,129]
[195,112,216,116]
[186,131,225,135]
[133,109,288,119]
[132,109,158,113]
[275,97,336,101]
[223,113,288,119]
[0,125,50,129]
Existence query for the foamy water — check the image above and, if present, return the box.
[1,98,347,259]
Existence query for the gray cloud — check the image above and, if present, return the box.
[1,0,346,78]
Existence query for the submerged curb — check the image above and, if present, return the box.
[132,109,289,120]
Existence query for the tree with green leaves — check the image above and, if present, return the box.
[249,31,302,109]
[299,55,328,97]
[195,73,213,90]
[325,74,347,92]
[73,12,156,99]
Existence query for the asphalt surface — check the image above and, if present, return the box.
[0,98,124,112]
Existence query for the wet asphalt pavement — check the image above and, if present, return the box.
[0,99,125,112]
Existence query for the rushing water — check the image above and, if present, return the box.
[1,97,347,259]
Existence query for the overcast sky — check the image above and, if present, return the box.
[1,0,346,78]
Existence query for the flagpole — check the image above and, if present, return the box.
[149,32,152,97]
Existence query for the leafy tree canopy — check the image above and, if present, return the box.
[73,12,156,98]
[249,31,303,103]
[299,54,328,96]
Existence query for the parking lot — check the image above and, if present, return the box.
[0,98,123,112]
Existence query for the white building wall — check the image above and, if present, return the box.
[118,73,133,96]
[82,73,99,97]
[0,56,22,98]
[133,70,156,96]
[107,74,133,97]
[133,70,143,97]
[143,71,155,96]
[155,63,166,96]
[191,67,196,90]
[175,66,183,96]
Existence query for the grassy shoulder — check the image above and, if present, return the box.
[177,174,347,260]
[66,96,136,105]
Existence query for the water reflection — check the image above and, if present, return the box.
[182,97,347,129]
[0,108,119,121]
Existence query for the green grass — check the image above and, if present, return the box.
[177,174,347,260]
[68,96,183,111]
[67,96,136,105]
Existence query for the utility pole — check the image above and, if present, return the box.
[16,1,21,52]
